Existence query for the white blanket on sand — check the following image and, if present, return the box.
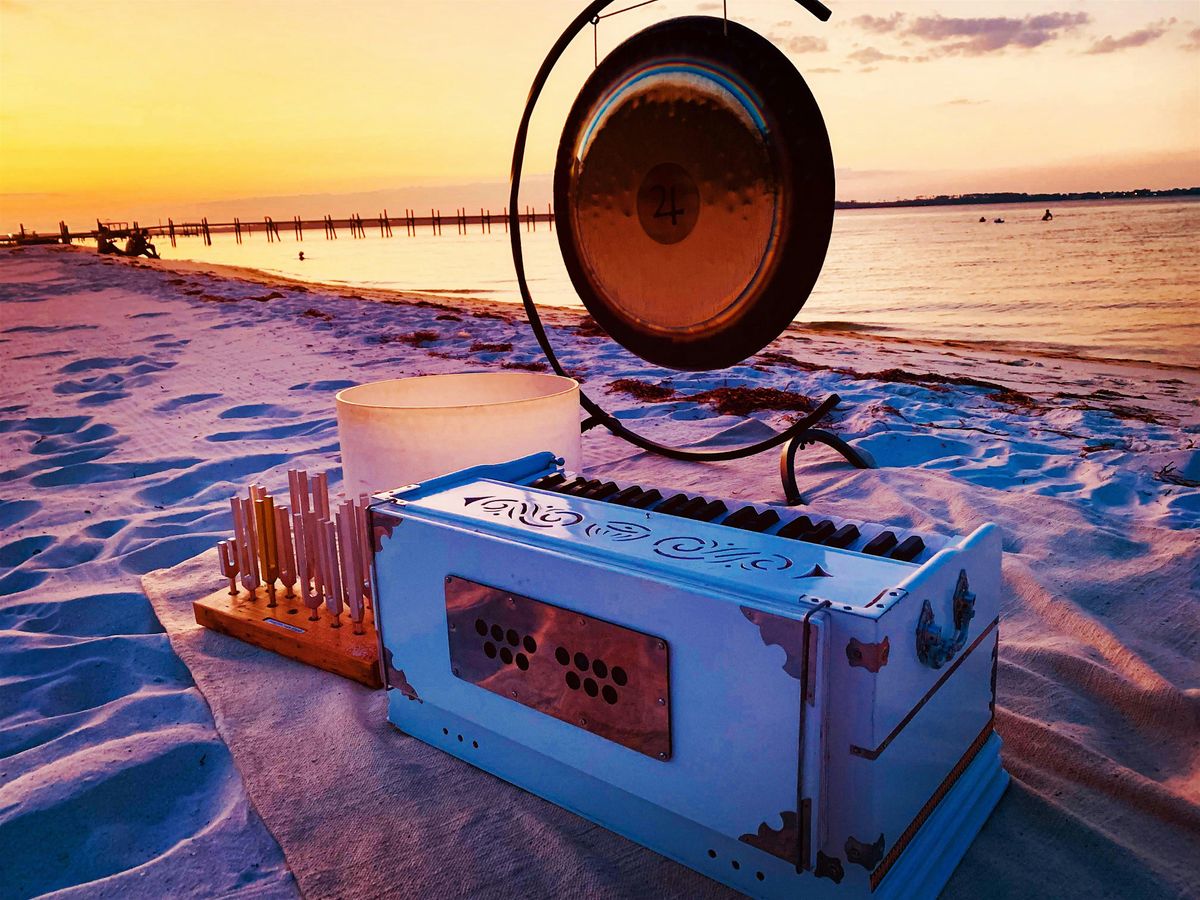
[142,457,1199,900]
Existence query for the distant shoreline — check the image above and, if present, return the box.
[834,186,1198,210]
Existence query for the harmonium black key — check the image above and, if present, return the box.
[560,477,595,495]
[682,499,727,521]
[723,506,781,533]
[630,489,663,509]
[776,515,815,540]
[825,523,860,548]
[862,531,898,556]
[890,535,926,562]
[607,485,646,506]
[531,472,567,490]
[805,520,837,543]
[581,481,620,500]
[654,493,694,516]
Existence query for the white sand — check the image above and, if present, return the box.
[1,244,1197,898]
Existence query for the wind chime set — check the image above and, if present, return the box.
[195,469,381,687]
[195,2,1008,897]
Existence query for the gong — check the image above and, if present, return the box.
[554,16,835,371]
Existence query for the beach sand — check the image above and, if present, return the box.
[1,244,1197,898]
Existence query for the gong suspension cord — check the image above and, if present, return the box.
[590,0,829,65]
[511,0,835,463]
[591,0,663,66]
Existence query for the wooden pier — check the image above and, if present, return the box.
[3,207,555,247]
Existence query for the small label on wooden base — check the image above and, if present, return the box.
[193,587,381,688]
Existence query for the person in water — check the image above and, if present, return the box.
[298,251,305,261]
[1042,209,1053,221]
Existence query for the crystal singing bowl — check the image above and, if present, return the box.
[555,17,834,370]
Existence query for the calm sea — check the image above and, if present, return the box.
[156,198,1200,367]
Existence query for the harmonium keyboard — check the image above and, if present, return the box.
[370,452,1007,899]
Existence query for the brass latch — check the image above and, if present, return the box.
[915,570,976,669]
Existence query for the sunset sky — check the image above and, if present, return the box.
[1,0,1197,230]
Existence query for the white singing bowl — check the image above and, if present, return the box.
[335,372,581,497]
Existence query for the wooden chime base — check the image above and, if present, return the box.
[193,585,382,688]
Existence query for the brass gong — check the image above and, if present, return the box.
[555,16,835,370]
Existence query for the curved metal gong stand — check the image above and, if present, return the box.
[508,0,874,504]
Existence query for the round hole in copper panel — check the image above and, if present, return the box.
[474,618,487,636]
[756,872,765,881]
[555,646,570,666]
[442,728,449,735]
[566,671,581,690]
[707,850,717,859]
[592,658,608,679]
[574,651,589,672]
[731,861,740,871]
[472,740,479,749]
[612,666,628,686]
[523,635,537,654]
[484,642,497,659]
[490,624,504,641]
[584,677,598,697]
[515,653,529,671]
[602,685,618,705]
[499,647,514,665]
[506,628,519,647]
[457,734,464,742]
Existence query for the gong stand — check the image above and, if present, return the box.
[508,0,875,506]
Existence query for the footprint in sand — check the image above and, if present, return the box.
[51,357,178,407]
[135,451,292,507]
[84,518,127,538]
[218,403,302,419]
[0,419,129,485]
[154,393,222,413]
[0,499,40,530]
[13,349,75,361]
[29,456,201,489]
[0,534,55,567]
[0,591,163,638]
[0,568,47,596]
[205,418,337,443]
[288,380,358,392]
[2,324,97,335]
[0,414,91,436]
[0,639,187,718]
[119,533,226,575]
[28,423,119,452]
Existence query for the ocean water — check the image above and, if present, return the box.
[155,198,1200,367]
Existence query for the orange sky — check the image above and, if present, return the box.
[1,0,1198,230]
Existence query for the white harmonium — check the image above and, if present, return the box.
[369,452,1007,898]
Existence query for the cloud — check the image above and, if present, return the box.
[1087,19,1174,54]
[1180,26,1200,51]
[851,13,904,35]
[848,46,904,65]
[807,66,841,74]
[942,98,989,106]
[905,11,1090,55]
[781,34,828,53]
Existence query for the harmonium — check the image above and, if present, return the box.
[370,452,1007,898]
